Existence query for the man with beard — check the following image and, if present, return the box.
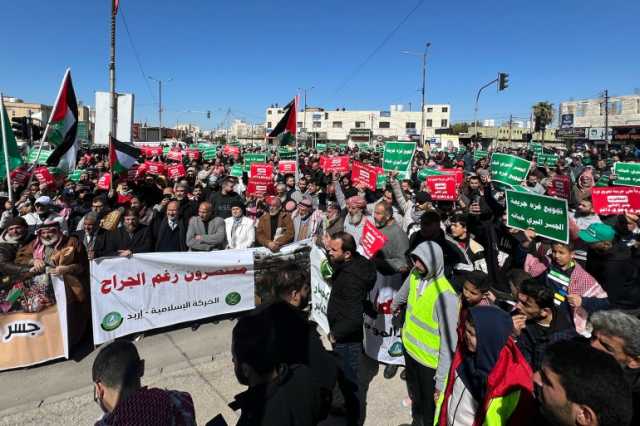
[151,200,188,252]
[256,197,294,252]
[289,177,309,204]
[525,172,546,195]
[99,208,152,257]
[533,340,632,426]
[173,183,197,223]
[208,176,244,219]
[334,175,369,246]
[317,201,344,248]
[579,222,640,310]
[292,196,322,242]
[72,212,104,260]
[0,217,37,279]
[92,340,196,426]
[326,231,377,426]
[22,195,68,235]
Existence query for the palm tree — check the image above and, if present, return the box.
[532,101,554,142]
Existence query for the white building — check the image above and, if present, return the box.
[229,119,266,138]
[559,94,640,129]
[265,103,451,143]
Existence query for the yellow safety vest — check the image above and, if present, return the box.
[402,269,456,368]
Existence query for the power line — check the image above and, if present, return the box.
[333,0,425,95]
[119,7,156,103]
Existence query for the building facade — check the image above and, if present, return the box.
[265,104,451,143]
[3,97,52,126]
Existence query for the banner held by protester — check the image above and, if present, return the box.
[506,190,569,243]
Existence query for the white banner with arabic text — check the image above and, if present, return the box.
[90,250,255,345]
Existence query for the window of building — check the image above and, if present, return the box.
[379,121,390,129]
[637,99,640,114]
[267,122,272,128]
[332,121,342,128]
[277,110,283,114]
[405,122,416,129]
[426,119,433,127]
[267,110,272,115]
[312,121,321,128]
[325,112,329,120]
[611,100,623,115]
[426,107,433,113]
[576,103,587,117]
[442,107,448,113]
[441,119,448,127]
[355,121,366,128]
[297,122,303,128]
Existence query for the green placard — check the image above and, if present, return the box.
[230,164,244,177]
[68,170,83,182]
[613,162,640,187]
[537,153,558,167]
[529,142,544,156]
[417,168,445,181]
[506,190,568,243]
[375,145,384,153]
[473,150,488,161]
[327,143,337,150]
[77,122,89,140]
[457,147,466,154]
[490,153,531,187]
[383,141,416,179]
[316,143,327,152]
[243,153,267,171]
[338,143,348,151]
[376,173,387,189]
[203,147,218,161]
[278,147,296,159]
[356,143,371,152]
[162,146,170,155]
[26,148,53,164]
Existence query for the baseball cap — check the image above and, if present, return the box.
[578,223,616,244]
[35,196,51,206]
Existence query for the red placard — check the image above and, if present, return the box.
[250,163,274,180]
[187,148,200,160]
[33,167,54,186]
[127,164,140,181]
[167,164,186,180]
[143,161,166,176]
[592,186,640,215]
[352,161,378,190]
[10,167,30,186]
[426,175,458,201]
[320,155,350,173]
[142,146,163,158]
[360,219,388,259]
[278,160,297,174]
[97,173,111,190]
[247,179,275,196]
[439,168,464,187]
[547,175,571,199]
[166,150,183,162]
[224,145,240,159]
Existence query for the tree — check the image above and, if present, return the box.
[532,101,554,143]
[450,122,471,134]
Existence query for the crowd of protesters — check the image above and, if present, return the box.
[2,140,640,425]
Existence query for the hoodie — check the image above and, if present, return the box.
[393,241,459,391]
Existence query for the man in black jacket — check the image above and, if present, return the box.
[207,177,243,219]
[98,208,152,257]
[151,201,188,252]
[326,231,377,426]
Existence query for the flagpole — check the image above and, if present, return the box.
[294,94,300,184]
[109,0,117,139]
[0,94,14,202]
[30,68,70,170]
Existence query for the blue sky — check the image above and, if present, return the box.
[1,0,638,129]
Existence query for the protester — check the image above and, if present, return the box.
[208,176,244,219]
[99,208,152,257]
[0,216,35,278]
[255,197,294,252]
[291,195,322,242]
[224,199,255,249]
[22,195,68,235]
[186,201,226,251]
[92,340,196,426]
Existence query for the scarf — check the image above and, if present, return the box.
[547,262,574,305]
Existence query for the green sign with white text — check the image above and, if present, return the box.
[506,190,568,243]
[243,153,267,171]
[383,141,415,178]
[614,162,640,187]
[473,150,488,161]
[490,153,531,187]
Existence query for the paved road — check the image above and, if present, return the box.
[0,319,412,426]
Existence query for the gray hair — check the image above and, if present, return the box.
[590,310,640,357]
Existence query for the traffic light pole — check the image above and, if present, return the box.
[473,77,499,145]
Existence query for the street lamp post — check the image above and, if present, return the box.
[148,77,172,140]
[298,86,314,140]
[401,42,431,149]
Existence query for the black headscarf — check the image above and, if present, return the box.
[457,306,513,402]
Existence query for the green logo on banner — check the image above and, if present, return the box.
[101,312,123,331]
[388,341,404,357]
[506,190,568,243]
[225,292,241,306]
[319,259,334,281]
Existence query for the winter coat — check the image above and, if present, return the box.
[185,216,226,251]
[224,216,255,249]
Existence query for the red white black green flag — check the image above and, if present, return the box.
[109,136,140,174]
[267,97,297,146]
[46,69,79,171]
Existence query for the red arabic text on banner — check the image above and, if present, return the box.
[547,175,571,199]
[250,163,274,180]
[167,164,186,180]
[426,175,458,201]
[352,161,378,190]
[278,160,297,174]
[320,156,350,173]
[166,150,183,162]
[247,180,275,197]
[592,186,640,215]
[360,219,388,259]
[439,168,465,187]
[187,149,200,160]
[33,167,54,186]
[97,173,112,191]
[143,161,166,176]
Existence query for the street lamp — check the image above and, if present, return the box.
[297,86,314,134]
[148,76,173,140]
[401,42,431,149]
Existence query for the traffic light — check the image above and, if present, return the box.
[498,72,509,91]
[11,117,28,140]
[31,124,42,141]
[206,110,211,119]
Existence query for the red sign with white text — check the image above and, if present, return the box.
[186,148,200,161]
[426,175,458,201]
[33,167,54,186]
[592,186,640,215]
[250,163,274,181]
[547,175,571,199]
[142,146,163,158]
[247,180,275,197]
[360,219,388,258]
[97,173,112,190]
[352,161,379,190]
[166,150,183,162]
[10,167,30,186]
[167,164,186,180]
[143,161,166,176]
[320,155,350,173]
[224,145,240,159]
[439,168,464,187]
[278,160,297,174]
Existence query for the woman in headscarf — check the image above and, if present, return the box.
[437,306,533,426]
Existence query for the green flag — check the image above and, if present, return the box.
[0,98,24,180]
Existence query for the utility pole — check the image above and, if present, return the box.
[148,77,172,141]
[298,86,314,142]
[473,77,499,142]
[109,0,117,138]
[604,89,609,153]
[401,42,431,149]
[508,114,513,146]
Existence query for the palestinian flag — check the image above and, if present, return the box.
[46,69,79,171]
[0,95,24,179]
[110,136,140,174]
[268,97,297,146]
